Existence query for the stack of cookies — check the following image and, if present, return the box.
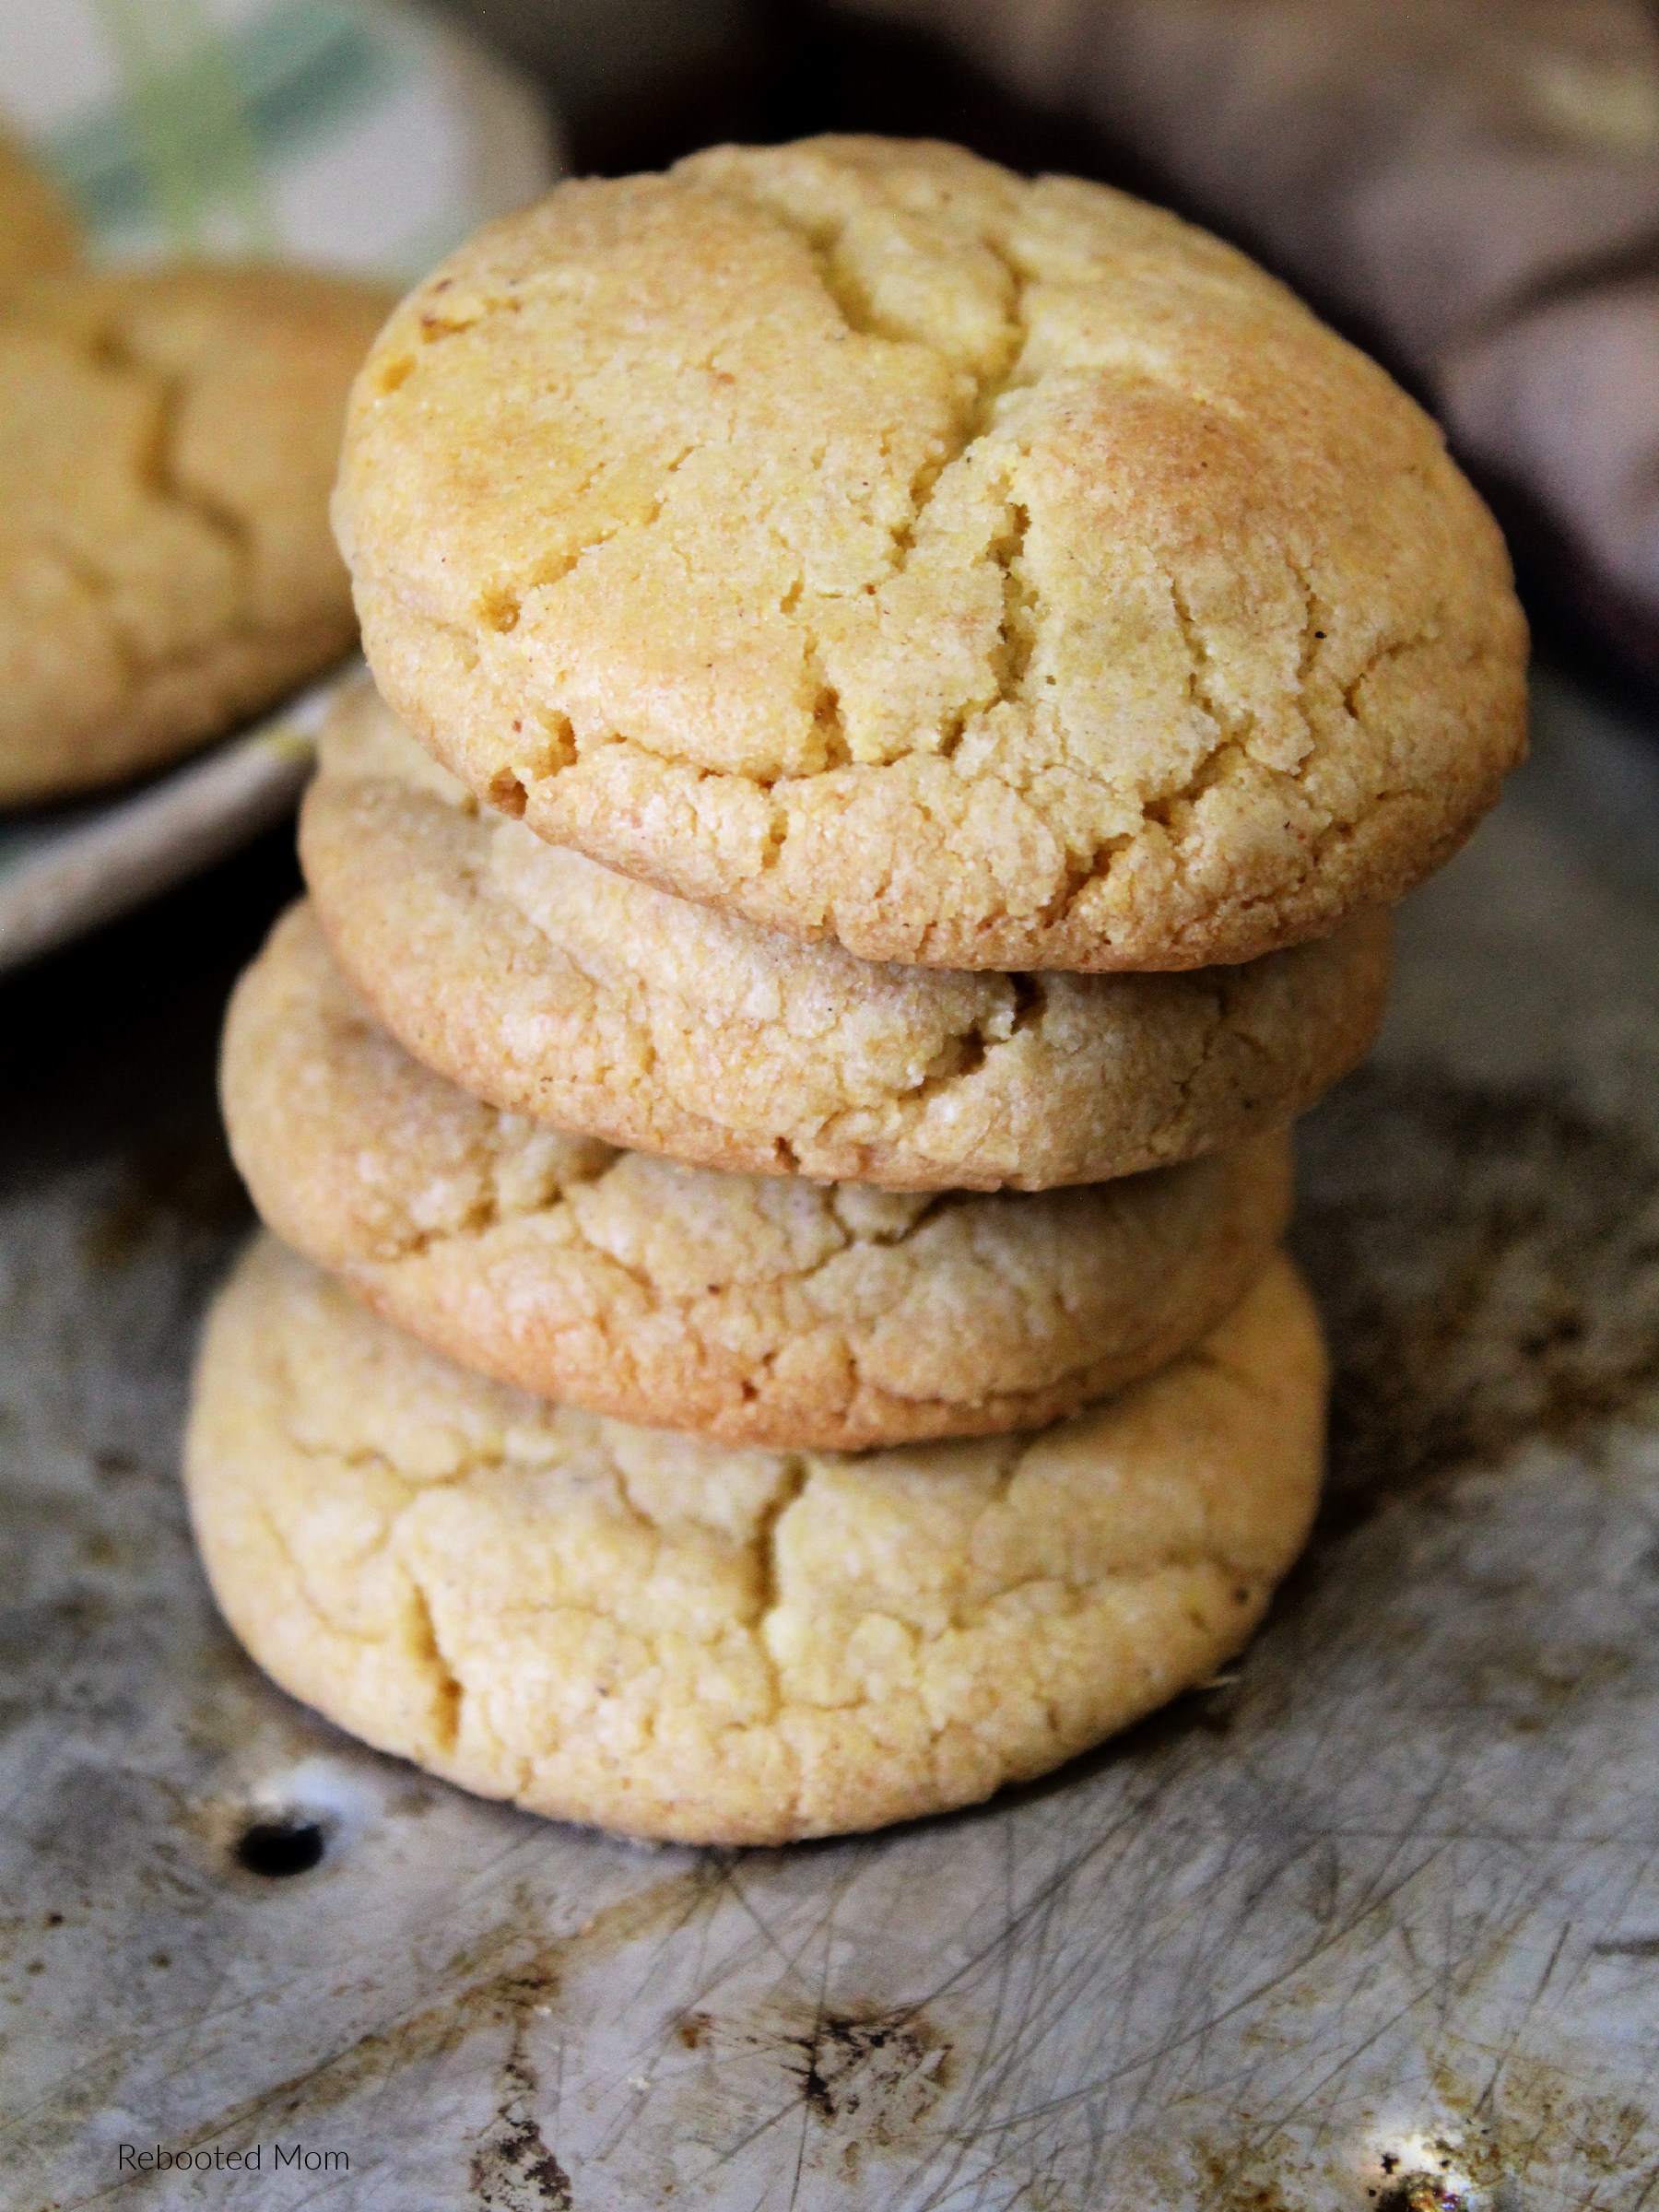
[185,138,1528,1846]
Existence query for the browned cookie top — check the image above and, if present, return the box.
[335,135,1525,969]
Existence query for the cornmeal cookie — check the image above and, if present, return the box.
[335,135,1527,971]
[224,901,1293,1448]
[0,126,80,281]
[1,265,394,805]
[186,1237,1326,1843]
[300,684,1391,1191]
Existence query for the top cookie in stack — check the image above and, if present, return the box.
[334,135,1526,973]
[188,136,1527,1845]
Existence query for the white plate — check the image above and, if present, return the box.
[0,664,353,975]
[0,0,559,972]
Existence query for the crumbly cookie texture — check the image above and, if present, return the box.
[224,900,1294,1448]
[300,681,1391,1190]
[186,1237,1325,1843]
[335,134,1526,971]
[0,265,394,804]
[0,127,80,281]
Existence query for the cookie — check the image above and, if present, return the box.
[0,265,394,805]
[185,1236,1325,1843]
[300,682,1391,1191]
[0,126,80,281]
[335,134,1527,971]
[223,900,1294,1448]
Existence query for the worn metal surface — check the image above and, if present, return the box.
[4,665,1659,2211]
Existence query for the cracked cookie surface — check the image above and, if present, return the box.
[300,681,1391,1190]
[224,900,1294,1448]
[335,135,1526,971]
[185,1236,1325,1843]
[1,264,394,804]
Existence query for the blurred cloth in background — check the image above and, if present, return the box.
[833,0,1659,688]
[441,0,749,124]
[0,0,556,276]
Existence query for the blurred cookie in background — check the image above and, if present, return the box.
[0,265,394,806]
[0,0,559,969]
[0,120,80,278]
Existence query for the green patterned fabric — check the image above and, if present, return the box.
[6,0,554,276]
[89,0,276,247]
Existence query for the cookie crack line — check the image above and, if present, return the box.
[251,1494,451,1702]
[465,185,1041,678]
[751,1459,809,1711]
[408,1578,464,1753]
[1162,979,1234,1128]
[985,487,1035,714]
[88,318,258,620]
[147,366,254,572]
[1143,574,1445,859]
[372,1160,977,1325]
[264,1461,1267,1723]
[782,191,1031,449]
[1291,559,1331,747]
[488,441,701,629]
[275,1400,514,1488]
[1168,571,1252,755]
[797,198,1037,605]
[302,862,1114,1207]
[1168,553,1337,769]
[35,527,143,687]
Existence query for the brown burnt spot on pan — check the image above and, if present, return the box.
[1292,1068,1659,1528]
[1190,2045,1654,2211]
[666,1995,955,2179]
[100,1864,718,2183]
[782,2005,954,2135]
[470,2028,572,2211]
[1360,2060,1652,2211]
[1194,2171,1296,2212]
[1183,2125,1307,2212]
[1420,2055,1652,2197]
[1371,2175,1467,2212]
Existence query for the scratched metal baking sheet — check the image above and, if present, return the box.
[4,663,1659,2212]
